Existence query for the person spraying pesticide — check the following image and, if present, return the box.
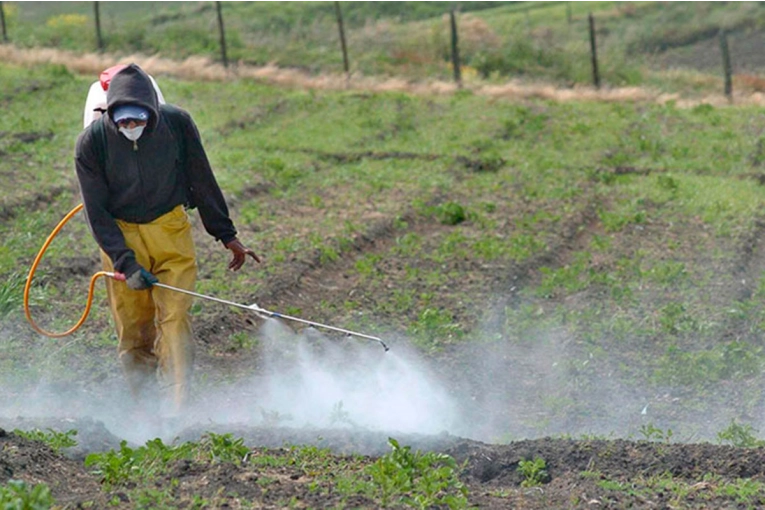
[74,63,260,416]
[23,63,388,421]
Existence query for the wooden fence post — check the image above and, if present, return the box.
[216,1,228,68]
[0,0,8,42]
[94,2,104,52]
[588,13,600,89]
[334,1,350,83]
[450,9,462,88]
[719,30,733,102]
[0,2,8,43]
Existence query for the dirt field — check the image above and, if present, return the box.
[4,421,765,509]
[5,48,765,507]
[4,187,765,508]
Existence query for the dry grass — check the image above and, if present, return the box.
[4,44,765,107]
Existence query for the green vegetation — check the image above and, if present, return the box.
[12,428,78,453]
[6,59,765,433]
[79,435,467,508]
[6,2,765,507]
[84,433,249,487]
[356,438,468,508]
[517,457,549,487]
[0,272,25,319]
[638,423,674,443]
[3,2,765,93]
[0,480,54,509]
[582,470,765,508]
[716,420,765,448]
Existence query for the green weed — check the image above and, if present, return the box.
[517,457,549,487]
[358,438,469,509]
[714,478,765,505]
[0,272,25,319]
[355,253,383,279]
[84,434,249,488]
[0,479,54,509]
[13,428,78,453]
[434,202,467,226]
[638,422,673,443]
[409,307,463,348]
[716,420,765,448]
[653,341,762,387]
[537,252,593,298]
[198,433,250,465]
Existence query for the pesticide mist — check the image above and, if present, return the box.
[2,310,750,449]
[189,318,459,437]
[0,317,461,447]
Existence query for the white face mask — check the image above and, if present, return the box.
[119,125,145,142]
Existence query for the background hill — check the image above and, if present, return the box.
[5,1,765,94]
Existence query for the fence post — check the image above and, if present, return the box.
[94,2,104,52]
[0,0,8,42]
[216,1,228,68]
[588,13,600,89]
[719,29,733,102]
[334,1,350,83]
[450,9,462,88]
[0,1,8,43]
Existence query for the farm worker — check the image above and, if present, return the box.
[74,63,260,416]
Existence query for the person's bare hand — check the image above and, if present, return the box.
[224,238,261,271]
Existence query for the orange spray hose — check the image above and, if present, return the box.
[23,203,115,338]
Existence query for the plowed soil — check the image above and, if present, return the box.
[4,187,765,509]
[4,423,765,508]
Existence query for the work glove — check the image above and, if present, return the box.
[225,238,261,271]
[125,267,159,290]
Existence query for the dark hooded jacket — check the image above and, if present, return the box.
[75,63,237,277]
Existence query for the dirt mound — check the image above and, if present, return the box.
[3,421,765,509]
[0,427,108,507]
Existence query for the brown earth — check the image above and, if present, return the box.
[4,422,765,509]
[5,168,765,508]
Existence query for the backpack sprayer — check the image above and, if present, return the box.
[23,203,389,352]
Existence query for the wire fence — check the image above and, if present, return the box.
[0,0,751,98]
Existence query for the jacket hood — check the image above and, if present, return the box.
[106,63,160,129]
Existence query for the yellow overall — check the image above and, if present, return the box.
[100,205,197,414]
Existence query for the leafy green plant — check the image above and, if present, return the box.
[715,477,765,505]
[408,307,463,348]
[638,422,673,443]
[0,479,54,509]
[517,457,549,487]
[13,428,77,453]
[88,440,180,485]
[716,420,765,448]
[85,434,250,489]
[198,433,250,465]
[361,438,468,509]
[435,202,467,226]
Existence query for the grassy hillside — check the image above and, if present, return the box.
[5,1,765,93]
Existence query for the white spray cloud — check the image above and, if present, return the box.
[187,318,458,437]
[1,316,460,446]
